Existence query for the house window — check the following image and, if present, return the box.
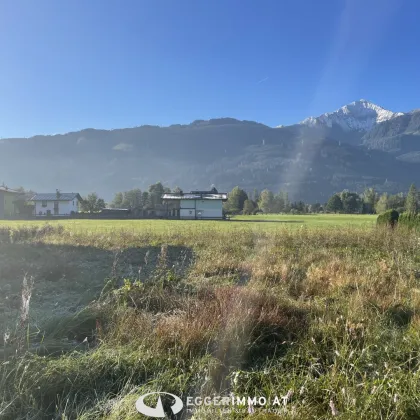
[42,201,47,207]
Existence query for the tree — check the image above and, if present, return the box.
[258,189,275,213]
[110,189,142,209]
[405,184,418,214]
[290,201,307,213]
[148,182,165,208]
[273,191,289,213]
[251,188,260,202]
[80,193,106,212]
[310,203,322,213]
[13,186,36,217]
[388,193,405,212]
[243,199,257,215]
[123,189,142,208]
[362,187,378,214]
[340,191,362,214]
[375,193,389,214]
[326,194,343,213]
[224,186,248,214]
[173,186,183,194]
[14,186,36,196]
[110,192,124,208]
[141,191,152,209]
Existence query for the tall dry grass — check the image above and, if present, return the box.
[0,223,420,418]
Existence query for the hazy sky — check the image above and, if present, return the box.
[0,0,419,137]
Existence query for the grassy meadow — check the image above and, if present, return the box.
[1,214,420,419]
[0,213,377,233]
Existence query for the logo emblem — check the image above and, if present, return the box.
[135,392,183,418]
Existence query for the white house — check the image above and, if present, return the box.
[162,189,228,220]
[31,192,82,216]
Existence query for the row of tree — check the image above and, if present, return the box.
[79,182,179,212]
[327,184,418,215]
[109,182,185,210]
[79,183,419,215]
[223,184,419,215]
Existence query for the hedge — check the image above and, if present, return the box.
[376,209,399,227]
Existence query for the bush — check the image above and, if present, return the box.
[398,212,420,229]
[376,209,399,227]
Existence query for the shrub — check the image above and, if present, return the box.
[376,209,399,227]
[398,212,420,229]
[0,224,65,243]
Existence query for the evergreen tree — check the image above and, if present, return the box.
[405,184,418,214]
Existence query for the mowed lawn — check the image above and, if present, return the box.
[0,213,376,234]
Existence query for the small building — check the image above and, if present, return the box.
[30,191,82,216]
[0,186,22,218]
[162,189,228,219]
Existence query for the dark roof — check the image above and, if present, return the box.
[30,193,82,201]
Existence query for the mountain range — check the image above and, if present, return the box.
[1,100,419,202]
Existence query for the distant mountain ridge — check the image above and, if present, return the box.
[0,100,419,202]
[299,99,403,132]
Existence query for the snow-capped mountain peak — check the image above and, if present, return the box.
[299,99,403,132]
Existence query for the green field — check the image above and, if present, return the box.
[0,213,377,234]
[1,213,420,419]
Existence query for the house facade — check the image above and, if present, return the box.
[162,189,228,220]
[0,186,21,218]
[31,192,82,216]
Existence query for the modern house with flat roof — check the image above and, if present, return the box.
[162,188,228,219]
[0,186,22,219]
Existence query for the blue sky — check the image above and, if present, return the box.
[0,0,419,137]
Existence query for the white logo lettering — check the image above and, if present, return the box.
[135,392,183,418]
